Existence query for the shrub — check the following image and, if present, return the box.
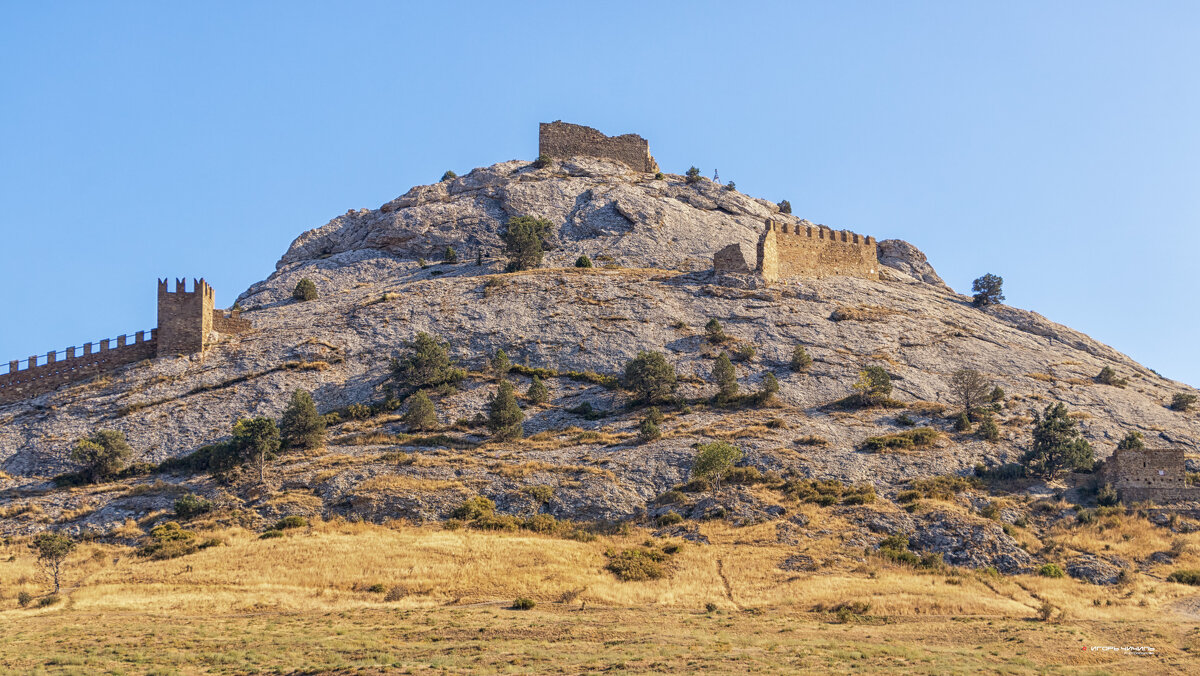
[70,429,132,484]
[489,348,512,377]
[501,215,554,272]
[36,594,60,608]
[606,547,668,581]
[794,435,829,447]
[852,366,892,407]
[403,391,439,431]
[953,412,971,432]
[17,590,32,607]
[732,344,756,362]
[895,413,916,427]
[1039,563,1065,578]
[790,345,812,372]
[231,416,281,485]
[1097,483,1120,507]
[391,332,464,390]
[512,597,536,610]
[704,318,726,343]
[280,388,326,450]
[638,417,662,443]
[138,522,198,560]
[566,402,604,420]
[725,181,736,191]
[711,352,738,404]
[1097,366,1126,387]
[691,441,743,492]
[32,532,76,592]
[532,154,551,169]
[758,373,780,402]
[173,493,213,519]
[623,351,678,403]
[260,530,284,539]
[1116,431,1144,451]
[575,255,593,268]
[977,414,1000,441]
[443,246,458,264]
[1171,393,1197,412]
[526,376,549,405]
[685,166,701,184]
[905,475,980,501]
[1020,402,1094,479]
[654,172,664,180]
[521,514,559,533]
[452,496,496,520]
[990,386,1005,402]
[293,278,318,302]
[1167,569,1200,585]
[441,170,457,181]
[971,273,1004,307]
[656,511,684,527]
[778,200,792,214]
[487,380,524,440]
[274,516,308,530]
[861,427,939,452]
[975,462,1025,481]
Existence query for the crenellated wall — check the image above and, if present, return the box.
[538,121,659,173]
[1104,447,1200,503]
[750,219,879,281]
[157,278,214,356]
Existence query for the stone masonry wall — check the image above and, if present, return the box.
[157,278,214,356]
[539,121,659,173]
[1105,447,1200,503]
[0,331,156,404]
[756,220,878,281]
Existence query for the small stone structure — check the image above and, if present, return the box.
[538,121,659,173]
[713,243,752,274]
[0,278,250,404]
[713,219,879,282]
[1104,447,1200,503]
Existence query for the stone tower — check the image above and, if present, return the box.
[156,278,214,356]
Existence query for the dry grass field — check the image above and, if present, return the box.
[3,518,1200,674]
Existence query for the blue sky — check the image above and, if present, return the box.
[1,1,1197,386]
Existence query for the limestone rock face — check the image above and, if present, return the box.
[877,239,952,292]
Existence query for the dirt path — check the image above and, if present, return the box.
[716,557,742,610]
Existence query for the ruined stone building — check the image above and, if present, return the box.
[714,219,879,282]
[539,121,659,173]
[1104,446,1200,503]
[0,279,250,404]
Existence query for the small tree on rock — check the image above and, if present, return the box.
[758,372,780,403]
[948,368,993,419]
[444,246,458,264]
[575,255,593,268]
[489,348,512,378]
[526,376,549,405]
[391,332,462,389]
[501,215,555,272]
[692,441,743,494]
[685,166,702,184]
[70,429,131,484]
[712,352,738,404]
[637,414,662,443]
[487,380,524,441]
[1170,393,1197,412]
[852,366,892,407]
[971,273,1004,308]
[403,391,438,431]
[280,389,325,450]
[232,417,281,485]
[441,170,457,181]
[293,278,318,302]
[32,533,75,593]
[790,345,812,372]
[977,413,1001,441]
[1020,402,1094,480]
[532,154,551,169]
[1116,431,1144,451]
[623,351,678,404]
[705,318,726,343]
[778,200,792,214]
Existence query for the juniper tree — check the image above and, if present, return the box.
[280,389,326,450]
[1020,402,1094,480]
[70,429,131,484]
[526,375,549,405]
[441,170,457,181]
[971,273,1004,307]
[501,215,554,272]
[705,318,726,343]
[778,200,792,214]
[759,372,780,403]
[293,278,318,302]
[977,413,1001,441]
[623,351,678,404]
[232,417,281,485]
[575,255,593,268]
[685,166,702,184]
[444,246,458,264]
[1116,431,1144,451]
[489,348,512,378]
[712,352,738,404]
[391,332,462,389]
[403,391,438,431]
[487,380,524,441]
[790,345,812,372]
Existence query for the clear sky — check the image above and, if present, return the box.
[1,1,1197,386]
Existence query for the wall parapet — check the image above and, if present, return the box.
[538,121,659,172]
[740,218,880,282]
[0,329,157,403]
[1105,446,1200,504]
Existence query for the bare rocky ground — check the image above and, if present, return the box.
[2,157,1198,575]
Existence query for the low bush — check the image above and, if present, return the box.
[905,475,980,501]
[1167,569,1200,585]
[655,511,684,527]
[532,154,551,169]
[173,493,213,519]
[1171,393,1197,412]
[260,530,284,539]
[783,479,874,506]
[575,255,593,268]
[1039,563,1065,578]
[293,278,318,302]
[512,597,536,610]
[274,515,308,530]
[137,521,199,560]
[606,547,669,581]
[451,496,496,520]
[974,462,1026,482]
[440,170,457,181]
[1097,366,1127,387]
[895,413,916,427]
[1097,483,1120,507]
[860,427,939,452]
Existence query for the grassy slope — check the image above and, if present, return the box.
[2,519,1199,674]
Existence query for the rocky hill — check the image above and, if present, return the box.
[2,156,1198,573]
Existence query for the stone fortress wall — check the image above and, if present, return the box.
[1104,447,1200,503]
[539,121,660,173]
[714,219,880,282]
[0,278,250,404]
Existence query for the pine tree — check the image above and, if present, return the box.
[501,215,554,272]
[705,318,726,343]
[623,351,678,404]
[971,273,1005,307]
[758,372,780,403]
[790,345,812,372]
[403,391,438,431]
[70,429,131,483]
[490,348,512,378]
[444,246,458,264]
[487,380,524,440]
[1020,402,1094,479]
[391,332,462,389]
[293,278,318,301]
[526,375,549,404]
[280,389,326,450]
[712,352,738,404]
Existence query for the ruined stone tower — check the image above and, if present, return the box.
[156,278,214,356]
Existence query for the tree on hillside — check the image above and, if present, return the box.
[852,366,892,407]
[70,430,131,484]
[232,417,281,485]
[293,278,318,302]
[971,273,1004,307]
[778,200,792,214]
[948,368,993,418]
[1020,402,1094,480]
[712,352,738,404]
[526,376,549,405]
[487,380,524,441]
[403,391,438,431]
[501,215,555,272]
[32,533,75,593]
[280,389,325,450]
[692,441,743,494]
[1116,431,1144,451]
[623,351,678,404]
[489,348,512,378]
[444,246,458,264]
[391,332,463,390]
[685,166,702,184]
[705,318,726,343]
[790,345,813,372]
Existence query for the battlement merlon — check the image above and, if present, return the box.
[538,121,659,173]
